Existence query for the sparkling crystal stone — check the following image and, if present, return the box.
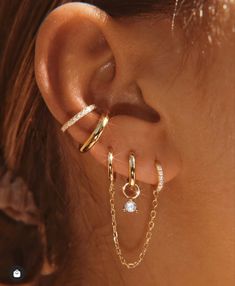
[124,200,137,213]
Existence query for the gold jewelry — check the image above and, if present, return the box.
[108,151,114,182]
[80,114,109,152]
[108,151,164,269]
[122,153,140,213]
[61,104,96,132]
[129,153,136,187]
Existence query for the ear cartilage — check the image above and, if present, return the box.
[61,104,96,132]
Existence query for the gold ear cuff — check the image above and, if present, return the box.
[61,104,96,133]
[79,114,109,153]
[61,104,109,152]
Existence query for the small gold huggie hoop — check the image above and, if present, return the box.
[129,153,136,187]
[122,153,141,201]
[108,150,114,182]
[80,114,109,153]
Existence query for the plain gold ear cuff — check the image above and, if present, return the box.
[79,114,109,153]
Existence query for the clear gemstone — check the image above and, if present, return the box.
[124,200,137,213]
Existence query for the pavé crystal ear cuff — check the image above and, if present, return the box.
[61,104,109,152]
[61,104,96,132]
[108,150,164,269]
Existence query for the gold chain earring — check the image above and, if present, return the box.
[61,104,109,152]
[108,150,164,269]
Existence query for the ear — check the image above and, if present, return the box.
[35,2,181,185]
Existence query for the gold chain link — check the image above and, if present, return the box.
[109,179,162,269]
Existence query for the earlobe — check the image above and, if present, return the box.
[88,115,181,185]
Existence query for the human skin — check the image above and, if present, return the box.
[34,3,235,286]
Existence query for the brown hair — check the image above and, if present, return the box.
[0,0,232,284]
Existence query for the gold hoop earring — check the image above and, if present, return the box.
[108,150,114,182]
[108,150,164,269]
[61,104,96,132]
[79,114,109,153]
[122,153,140,213]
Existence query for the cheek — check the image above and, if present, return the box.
[169,76,233,184]
[140,47,234,185]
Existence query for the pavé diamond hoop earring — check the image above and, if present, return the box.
[61,104,109,152]
[108,150,164,269]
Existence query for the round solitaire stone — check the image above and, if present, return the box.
[124,200,137,213]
